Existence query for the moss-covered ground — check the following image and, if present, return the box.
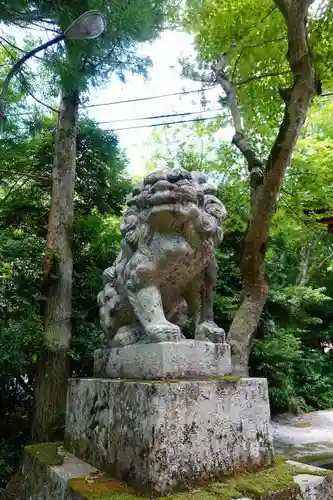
[67,456,333,500]
[68,478,139,500]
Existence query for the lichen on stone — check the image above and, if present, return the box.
[25,441,64,466]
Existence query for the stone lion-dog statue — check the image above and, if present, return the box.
[98,168,227,346]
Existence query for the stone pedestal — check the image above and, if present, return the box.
[65,340,274,496]
[94,340,232,379]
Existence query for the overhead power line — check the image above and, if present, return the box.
[108,114,221,131]
[0,33,220,115]
[98,107,221,124]
[82,86,219,109]
[7,85,221,118]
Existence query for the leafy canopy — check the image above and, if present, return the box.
[183,0,333,138]
[1,0,175,96]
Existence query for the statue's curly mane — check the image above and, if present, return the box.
[101,169,225,285]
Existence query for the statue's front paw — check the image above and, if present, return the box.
[109,325,142,347]
[145,321,183,343]
[195,321,225,343]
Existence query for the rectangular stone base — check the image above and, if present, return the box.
[94,340,232,379]
[65,376,274,495]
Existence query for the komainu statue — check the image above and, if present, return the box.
[97,169,227,346]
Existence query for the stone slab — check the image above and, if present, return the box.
[65,376,274,495]
[94,339,232,379]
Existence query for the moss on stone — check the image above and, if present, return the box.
[295,452,333,466]
[291,463,333,476]
[129,375,242,384]
[196,457,296,499]
[68,477,141,500]
[293,422,312,428]
[25,441,64,466]
[215,374,242,382]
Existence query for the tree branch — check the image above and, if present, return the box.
[315,252,333,272]
[212,57,264,197]
[245,0,315,279]
[0,178,29,206]
[236,70,291,86]
[0,41,58,113]
[0,35,45,61]
[232,38,286,82]
[295,237,316,285]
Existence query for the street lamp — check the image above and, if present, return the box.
[0,10,106,128]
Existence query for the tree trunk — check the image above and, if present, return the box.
[295,236,316,285]
[228,0,316,375]
[32,88,79,442]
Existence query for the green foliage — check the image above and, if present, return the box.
[252,331,333,414]
[182,0,288,134]
[0,437,24,492]
[181,0,333,152]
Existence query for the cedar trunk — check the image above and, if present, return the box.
[32,88,79,442]
[228,0,316,375]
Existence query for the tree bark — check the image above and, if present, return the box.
[32,88,79,442]
[227,0,316,375]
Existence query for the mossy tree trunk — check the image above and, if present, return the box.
[32,88,79,442]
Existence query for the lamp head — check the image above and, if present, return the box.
[64,10,106,41]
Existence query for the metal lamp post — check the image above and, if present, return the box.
[0,10,106,128]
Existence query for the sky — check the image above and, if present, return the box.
[83,30,228,176]
[1,24,231,177]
